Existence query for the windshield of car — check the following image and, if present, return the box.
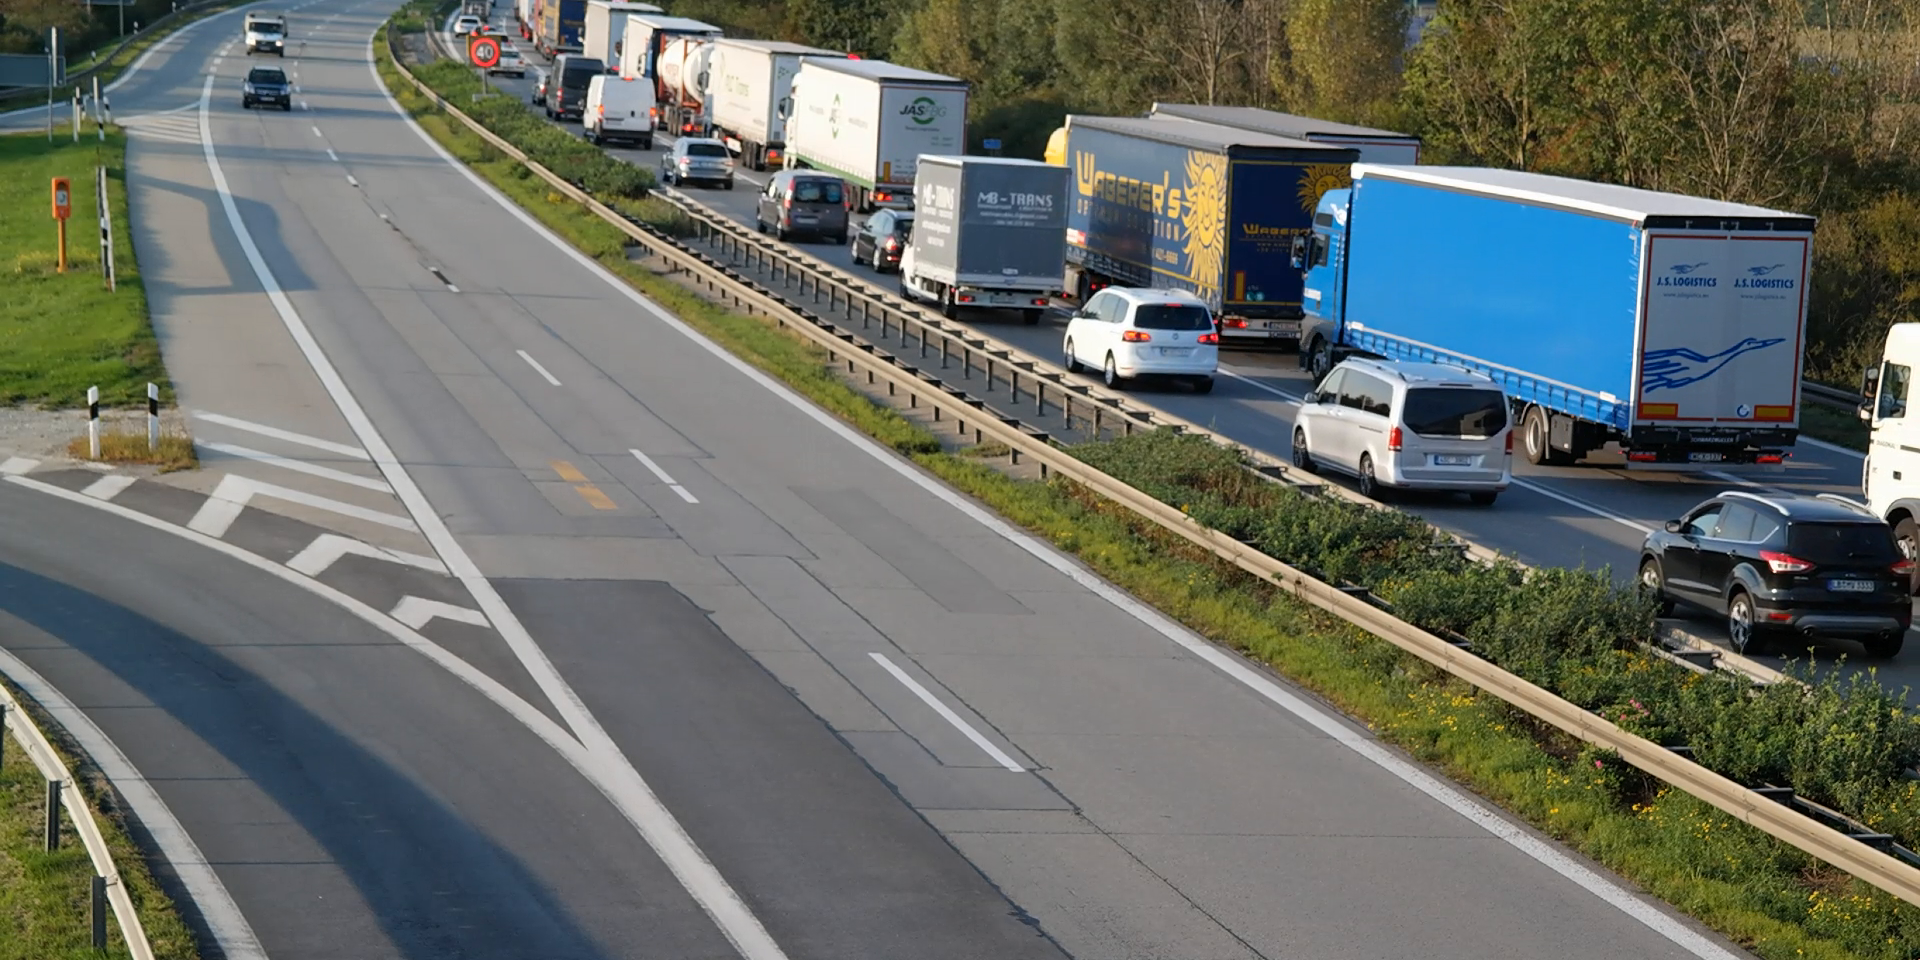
[1402,387,1509,438]
[1131,304,1213,331]
[792,179,844,204]
[560,59,605,87]
[248,68,287,84]
[685,142,728,157]
[1787,521,1900,565]
[893,216,914,236]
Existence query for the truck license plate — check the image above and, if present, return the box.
[986,293,1018,305]
[1265,321,1301,337]
[1433,455,1473,466]
[1829,579,1875,593]
[1688,452,1725,463]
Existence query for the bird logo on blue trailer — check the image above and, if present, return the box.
[1641,337,1786,392]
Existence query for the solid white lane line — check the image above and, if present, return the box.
[630,449,697,503]
[870,653,1024,771]
[517,349,561,385]
[193,412,371,460]
[196,441,393,491]
[81,475,137,501]
[0,644,269,960]
[270,61,795,960]
[381,61,1740,957]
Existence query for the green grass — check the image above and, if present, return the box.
[1800,399,1869,452]
[0,0,250,115]
[0,683,200,959]
[0,130,170,408]
[378,24,1920,958]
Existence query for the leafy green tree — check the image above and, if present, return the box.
[1278,0,1408,126]
[783,0,900,58]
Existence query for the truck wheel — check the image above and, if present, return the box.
[1897,517,1920,594]
[1522,406,1569,467]
[1022,309,1043,326]
[941,293,958,320]
[1306,336,1335,380]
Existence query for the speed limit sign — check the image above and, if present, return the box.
[469,34,501,69]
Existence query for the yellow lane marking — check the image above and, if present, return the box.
[550,459,616,510]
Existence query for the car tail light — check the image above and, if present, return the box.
[1121,330,1151,342]
[1387,427,1403,452]
[649,107,658,119]
[1894,558,1916,577]
[884,237,898,251]
[783,195,793,209]
[596,104,604,116]
[1220,317,1248,329]
[1760,550,1813,574]
[1765,611,1794,622]
[1196,332,1219,344]
[1505,430,1514,454]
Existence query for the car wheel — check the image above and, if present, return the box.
[1639,559,1675,616]
[834,230,848,245]
[545,106,555,119]
[851,247,865,266]
[724,179,735,191]
[1726,591,1765,656]
[1897,516,1920,594]
[1866,632,1905,660]
[1103,353,1125,390]
[641,138,653,150]
[1467,490,1498,506]
[283,102,293,112]
[1358,453,1384,500]
[1291,428,1317,474]
[1064,339,1082,373]
[755,218,767,235]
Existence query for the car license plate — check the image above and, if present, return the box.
[1433,455,1474,466]
[793,214,816,222]
[1829,579,1876,593]
[1158,347,1191,357]
[1688,452,1725,463]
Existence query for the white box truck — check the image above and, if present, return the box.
[708,39,843,171]
[898,156,1068,325]
[581,0,660,72]
[779,58,969,213]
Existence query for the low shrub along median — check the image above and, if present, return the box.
[379,13,1920,956]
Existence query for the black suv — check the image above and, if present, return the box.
[242,67,292,111]
[544,54,605,122]
[1640,491,1912,658]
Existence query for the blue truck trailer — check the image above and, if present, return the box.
[1293,164,1815,467]
[1057,115,1359,347]
[537,0,585,56]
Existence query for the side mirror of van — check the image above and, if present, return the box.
[1861,365,1882,421]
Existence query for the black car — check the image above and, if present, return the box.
[1640,491,1912,658]
[544,54,604,122]
[851,209,913,273]
[242,67,292,111]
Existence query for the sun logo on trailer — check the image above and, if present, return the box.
[1295,163,1351,215]
[1181,150,1227,299]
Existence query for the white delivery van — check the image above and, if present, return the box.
[584,74,656,148]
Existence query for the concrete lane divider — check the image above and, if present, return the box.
[385,35,1920,907]
[0,685,155,960]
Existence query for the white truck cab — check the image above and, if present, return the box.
[1858,321,1920,582]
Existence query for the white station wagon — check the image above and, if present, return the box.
[1062,287,1220,393]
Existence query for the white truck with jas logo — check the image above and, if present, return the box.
[897,156,1069,325]
[778,58,969,213]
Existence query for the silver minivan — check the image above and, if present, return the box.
[755,170,849,244]
[1291,358,1513,504]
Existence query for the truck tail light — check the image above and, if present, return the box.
[958,293,976,303]
[1387,427,1403,452]
[1757,453,1785,464]
[1196,332,1219,344]
[1032,297,1050,306]
[1760,550,1813,574]
[1121,330,1151,342]
[1627,451,1659,462]
[876,191,892,203]
[767,149,782,164]
[1893,557,1916,578]
[1220,317,1248,329]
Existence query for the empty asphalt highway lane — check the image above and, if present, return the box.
[0,475,737,959]
[99,2,1762,958]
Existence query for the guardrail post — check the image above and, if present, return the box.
[91,874,106,948]
[0,702,7,773]
[45,779,61,851]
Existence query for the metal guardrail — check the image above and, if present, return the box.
[1805,380,1865,409]
[0,683,154,959]
[385,33,1920,908]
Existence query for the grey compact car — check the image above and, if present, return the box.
[755,170,849,244]
[659,138,735,189]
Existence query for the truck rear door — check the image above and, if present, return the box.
[1634,232,1810,432]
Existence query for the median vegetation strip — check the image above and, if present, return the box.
[0,680,199,960]
[382,11,1920,957]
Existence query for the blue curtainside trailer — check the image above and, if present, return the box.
[1294,164,1816,468]
[1056,114,1358,346]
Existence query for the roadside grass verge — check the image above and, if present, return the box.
[0,0,249,116]
[1801,399,1869,452]
[66,429,197,472]
[0,131,170,409]
[0,681,200,960]
[378,19,1920,959]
